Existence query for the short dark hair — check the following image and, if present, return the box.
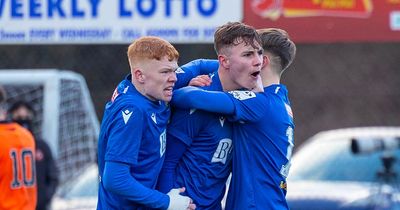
[214,22,261,54]
[8,101,35,116]
[257,28,296,73]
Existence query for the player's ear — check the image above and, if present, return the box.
[262,55,270,69]
[133,68,145,83]
[218,54,230,69]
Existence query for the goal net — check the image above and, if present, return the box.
[0,70,99,183]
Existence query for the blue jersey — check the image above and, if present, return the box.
[97,75,170,209]
[170,84,295,210]
[166,73,233,210]
[225,85,294,210]
[174,59,219,89]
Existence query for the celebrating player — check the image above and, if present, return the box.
[97,36,195,210]
[171,28,297,210]
[157,22,263,209]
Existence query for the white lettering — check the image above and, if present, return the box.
[159,130,166,157]
[211,138,232,164]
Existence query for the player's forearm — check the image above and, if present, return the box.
[172,86,235,114]
[103,161,169,209]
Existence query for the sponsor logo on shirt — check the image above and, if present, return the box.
[122,109,133,124]
[211,138,233,164]
[228,90,256,100]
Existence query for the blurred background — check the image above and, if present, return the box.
[1,0,399,147]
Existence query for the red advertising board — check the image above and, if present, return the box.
[244,0,400,43]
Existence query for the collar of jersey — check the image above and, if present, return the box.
[264,84,288,94]
[202,71,223,91]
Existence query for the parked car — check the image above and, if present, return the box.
[51,163,98,210]
[287,127,400,210]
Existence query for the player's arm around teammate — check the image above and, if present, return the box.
[97,36,195,210]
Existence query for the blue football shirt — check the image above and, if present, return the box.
[225,85,295,210]
[174,59,219,89]
[169,84,295,210]
[167,72,233,210]
[97,75,170,209]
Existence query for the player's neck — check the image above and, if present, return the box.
[131,80,157,102]
[261,69,280,87]
[218,68,241,92]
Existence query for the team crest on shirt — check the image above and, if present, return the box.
[228,90,256,100]
[122,110,133,124]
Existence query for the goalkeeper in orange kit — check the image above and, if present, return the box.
[0,86,36,210]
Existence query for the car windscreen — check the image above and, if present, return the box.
[288,138,400,183]
[63,165,99,199]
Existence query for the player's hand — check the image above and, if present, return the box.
[167,187,196,210]
[189,75,211,87]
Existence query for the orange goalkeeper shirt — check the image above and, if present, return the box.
[0,122,37,210]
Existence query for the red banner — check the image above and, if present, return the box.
[244,0,400,43]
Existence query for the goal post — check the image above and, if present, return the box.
[0,69,99,182]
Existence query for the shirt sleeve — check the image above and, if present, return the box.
[225,91,269,122]
[174,59,219,89]
[156,136,188,193]
[171,87,268,122]
[105,104,143,165]
[103,161,169,209]
[171,86,235,114]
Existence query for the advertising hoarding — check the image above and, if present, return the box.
[244,0,400,43]
[0,0,242,44]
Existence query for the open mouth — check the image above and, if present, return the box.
[251,71,261,77]
[164,87,174,94]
